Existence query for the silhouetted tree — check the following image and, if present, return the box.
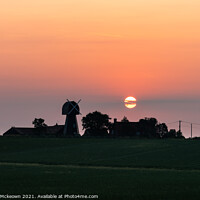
[32,118,47,128]
[163,129,176,138]
[157,128,184,139]
[156,123,168,138]
[138,117,158,137]
[82,111,111,136]
[176,130,184,138]
[121,116,129,123]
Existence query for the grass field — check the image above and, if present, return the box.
[0,137,200,199]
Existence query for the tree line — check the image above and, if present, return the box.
[32,111,184,138]
[82,111,184,138]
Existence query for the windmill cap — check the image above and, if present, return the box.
[62,101,80,115]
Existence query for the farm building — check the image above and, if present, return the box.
[3,125,64,137]
[111,118,140,136]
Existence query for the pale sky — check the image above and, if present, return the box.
[1,0,200,136]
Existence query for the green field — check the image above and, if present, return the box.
[0,137,200,200]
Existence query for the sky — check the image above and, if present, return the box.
[1,0,200,137]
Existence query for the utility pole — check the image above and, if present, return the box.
[191,123,192,138]
[179,120,182,132]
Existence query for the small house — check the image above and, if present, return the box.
[3,125,64,137]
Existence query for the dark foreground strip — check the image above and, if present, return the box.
[0,162,199,173]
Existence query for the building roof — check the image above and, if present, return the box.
[111,119,139,136]
[3,125,64,136]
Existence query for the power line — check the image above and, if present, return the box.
[166,120,200,138]
[166,121,179,125]
[167,120,200,126]
[182,121,200,126]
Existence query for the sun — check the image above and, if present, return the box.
[124,96,136,109]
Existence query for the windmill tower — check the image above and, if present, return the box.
[62,99,81,136]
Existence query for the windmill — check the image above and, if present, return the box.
[62,99,81,136]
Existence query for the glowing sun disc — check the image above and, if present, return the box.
[124,96,137,109]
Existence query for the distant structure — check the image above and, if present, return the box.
[111,118,140,136]
[62,99,81,136]
[3,100,81,137]
[3,125,64,137]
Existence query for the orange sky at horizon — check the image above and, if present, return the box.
[1,0,200,101]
